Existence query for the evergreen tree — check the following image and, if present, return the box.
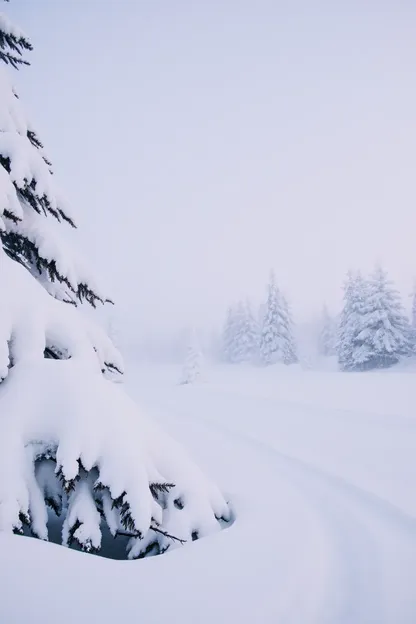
[180,328,203,384]
[0,7,230,558]
[412,286,416,329]
[279,294,298,364]
[231,300,258,363]
[242,299,260,362]
[221,305,237,362]
[222,301,259,364]
[355,266,412,369]
[229,302,246,363]
[337,271,367,371]
[338,268,411,371]
[0,15,105,306]
[318,305,336,356]
[260,271,280,365]
[409,284,416,354]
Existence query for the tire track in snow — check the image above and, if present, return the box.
[146,397,416,623]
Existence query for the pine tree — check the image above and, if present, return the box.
[279,294,298,364]
[242,299,260,362]
[222,301,259,364]
[231,301,256,363]
[221,305,237,362]
[0,8,230,558]
[355,266,412,370]
[409,284,416,354]
[180,328,203,384]
[0,15,105,307]
[411,285,416,329]
[337,271,367,371]
[318,305,336,356]
[260,271,280,365]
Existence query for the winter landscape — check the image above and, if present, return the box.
[1,2,416,623]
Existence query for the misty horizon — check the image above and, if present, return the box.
[8,1,416,332]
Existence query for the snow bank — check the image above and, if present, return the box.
[0,249,123,378]
[0,358,230,557]
[0,248,230,558]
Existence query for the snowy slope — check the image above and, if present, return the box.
[1,363,416,623]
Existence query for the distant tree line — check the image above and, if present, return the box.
[221,266,416,372]
[221,271,298,366]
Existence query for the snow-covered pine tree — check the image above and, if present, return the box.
[0,8,230,559]
[222,301,259,364]
[409,283,416,355]
[354,266,412,370]
[242,299,260,362]
[180,328,203,384]
[260,271,280,365]
[318,304,336,356]
[221,305,237,362]
[279,293,298,365]
[337,270,367,371]
[229,300,257,363]
[411,284,416,329]
[0,17,105,307]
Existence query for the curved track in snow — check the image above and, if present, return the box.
[137,372,416,624]
[1,366,416,624]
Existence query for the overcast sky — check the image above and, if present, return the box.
[7,0,416,331]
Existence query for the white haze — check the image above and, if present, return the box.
[8,0,416,335]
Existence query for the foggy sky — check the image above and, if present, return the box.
[7,0,416,331]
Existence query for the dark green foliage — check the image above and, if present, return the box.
[0,15,109,309]
[0,11,32,69]
[56,465,78,494]
[173,497,184,510]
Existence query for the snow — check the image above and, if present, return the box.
[0,249,123,375]
[180,328,202,384]
[7,202,87,294]
[0,12,28,42]
[1,361,416,623]
[0,63,108,305]
[0,356,229,550]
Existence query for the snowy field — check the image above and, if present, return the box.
[1,362,416,624]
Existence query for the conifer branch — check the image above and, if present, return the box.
[117,526,187,545]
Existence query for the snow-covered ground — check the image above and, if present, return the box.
[2,362,416,623]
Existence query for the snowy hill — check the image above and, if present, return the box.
[2,362,416,624]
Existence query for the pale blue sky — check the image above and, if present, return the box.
[7,0,416,329]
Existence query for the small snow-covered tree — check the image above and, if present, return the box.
[337,271,367,371]
[180,328,202,384]
[260,271,280,365]
[222,301,259,364]
[242,299,260,361]
[355,267,412,370]
[221,305,237,362]
[411,286,416,329]
[409,284,416,355]
[232,300,259,363]
[279,294,298,365]
[318,305,336,356]
[0,8,230,559]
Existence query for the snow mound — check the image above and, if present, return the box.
[0,249,123,379]
[0,359,231,558]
